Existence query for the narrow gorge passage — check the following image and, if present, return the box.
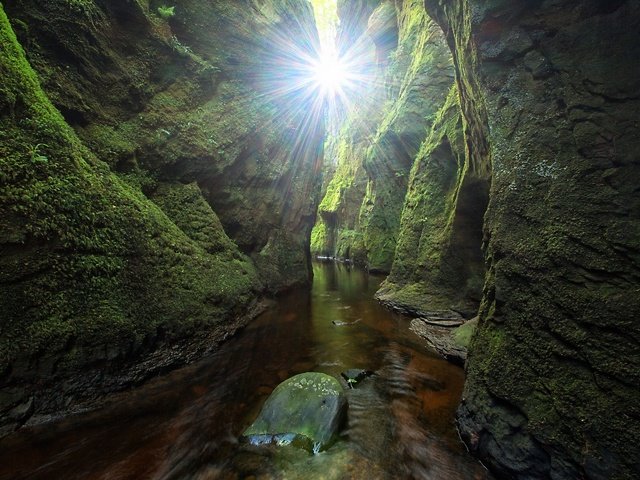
[0,263,489,479]
[1,0,639,479]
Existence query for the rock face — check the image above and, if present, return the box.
[311,0,456,274]
[3,0,323,292]
[378,83,487,317]
[313,0,485,314]
[316,0,640,478]
[409,316,476,366]
[242,373,347,452]
[421,0,640,478]
[0,0,322,433]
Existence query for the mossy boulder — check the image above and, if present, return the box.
[242,373,347,453]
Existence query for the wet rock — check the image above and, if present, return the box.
[242,373,347,453]
[340,369,374,389]
[410,319,469,366]
[426,1,640,478]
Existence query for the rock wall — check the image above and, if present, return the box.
[377,83,486,318]
[0,0,322,433]
[422,0,640,478]
[311,0,455,274]
[3,0,323,292]
[310,1,382,265]
[316,0,640,477]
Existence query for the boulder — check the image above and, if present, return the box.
[242,373,347,453]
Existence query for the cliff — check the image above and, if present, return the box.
[315,0,640,477]
[0,0,322,433]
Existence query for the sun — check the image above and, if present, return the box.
[311,54,348,95]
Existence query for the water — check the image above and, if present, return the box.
[0,262,490,479]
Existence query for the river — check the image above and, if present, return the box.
[0,261,490,479]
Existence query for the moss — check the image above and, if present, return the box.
[254,231,311,293]
[359,3,455,273]
[311,1,455,273]
[451,317,477,348]
[310,218,331,255]
[0,5,260,388]
[378,83,486,315]
[243,372,346,452]
[157,6,176,19]
[6,0,322,294]
[310,134,368,260]
[442,1,640,477]
[150,182,244,256]
[335,228,366,262]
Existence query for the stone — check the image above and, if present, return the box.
[340,369,374,388]
[451,317,478,349]
[242,373,347,453]
[410,319,467,366]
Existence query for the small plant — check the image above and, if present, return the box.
[157,5,175,19]
[28,143,49,164]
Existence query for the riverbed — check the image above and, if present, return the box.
[0,261,489,479]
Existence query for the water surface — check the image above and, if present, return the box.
[0,262,489,479]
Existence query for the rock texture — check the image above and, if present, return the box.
[3,0,323,292]
[377,83,487,317]
[317,1,640,478]
[421,0,640,478]
[0,0,322,433]
[242,372,346,452]
[311,0,456,274]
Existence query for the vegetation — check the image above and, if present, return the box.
[157,5,176,19]
[0,4,259,401]
[311,1,455,275]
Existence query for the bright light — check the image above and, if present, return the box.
[311,54,348,95]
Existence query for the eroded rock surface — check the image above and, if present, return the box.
[311,0,455,273]
[422,1,640,478]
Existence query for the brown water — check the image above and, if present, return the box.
[0,262,490,479]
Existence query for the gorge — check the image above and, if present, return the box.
[1,0,639,479]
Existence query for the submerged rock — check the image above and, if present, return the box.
[242,373,346,453]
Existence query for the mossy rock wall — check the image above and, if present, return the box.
[3,0,323,292]
[311,0,455,273]
[359,0,455,273]
[0,0,321,433]
[310,2,381,265]
[377,84,487,316]
[423,0,640,478]
[310,127,372,265]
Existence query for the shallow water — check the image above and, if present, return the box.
[0,262,490,479]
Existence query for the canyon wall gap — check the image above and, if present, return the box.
[1,0,639,478]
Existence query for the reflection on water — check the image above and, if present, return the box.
[0,262,490,479]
